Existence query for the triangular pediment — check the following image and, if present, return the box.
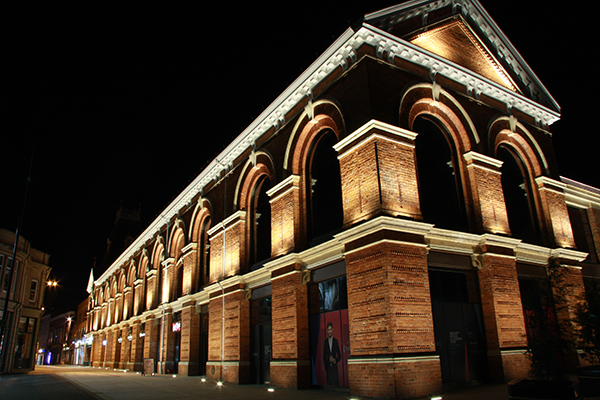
[408,17,519,93]
[363,0,560,113]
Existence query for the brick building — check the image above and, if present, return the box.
[86,1,600,398]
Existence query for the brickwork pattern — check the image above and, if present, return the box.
[130,321,144,371]
[348,358,441,399]
[478,254,527,350]
[501,352,530,382]
[180,302,201,375]
[537,181,575,248]
[119,325,130,369]
[161,310,175,373]
[586,207,600,257]
[465,158,510,234]
[181,246,198,296]
[146,272,158,311]
[338,131,421,227]
[208,290,250,383]
[269,179,301,257]
[477,253,528,381]
[553,265,586,371]
[143,316,159,369]
[209,217,245,283]
[346,242,434,357]
[271,268,310,388]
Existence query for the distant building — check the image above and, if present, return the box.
[38,310,75,365]
[72,297,91,365]
[86,1,600,398]
[0,228,51,372]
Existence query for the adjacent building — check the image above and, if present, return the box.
[86,1,600,398]
[0,228,51,372]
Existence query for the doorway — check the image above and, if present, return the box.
[429,269,487,384]
[250,297,272,384]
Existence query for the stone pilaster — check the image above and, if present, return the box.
[130,320,144,371]
[270,257,310,389]
[119,324,130,369]
[179,300,201,376]
[338,217,441,399]
[207,211,247,283]
[143,315,159,374]
[474,235,528,382]
[536,177,576,248]
[267,175,302,258]
[207,278,250,383]
[181,243,198,295]
[159,307,174,374]
[463,151,510,235]
[333,120,421,227]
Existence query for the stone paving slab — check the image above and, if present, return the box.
[0,365,515,400]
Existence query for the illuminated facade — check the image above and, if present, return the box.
[86,1,600,398]
[0,228,51,372]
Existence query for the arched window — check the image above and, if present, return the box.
[196,218,209,286]
[414,117,467,231]
[307,130,343,242]
[250,175,272,270]
[497,146,541,244]
[170,227,185,301]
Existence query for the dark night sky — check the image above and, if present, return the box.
[3,2,598,312]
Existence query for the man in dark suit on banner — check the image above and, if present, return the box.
[323,321,341,386]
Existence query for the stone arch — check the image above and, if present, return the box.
[286,104,345,245]
[190,199,212,243]
[399,83,479,150]
[111,276,118,299]
[236,152,276,269]
[151,237,165,270]
[169,220,186,300]
[136,251,149,315]
[127,261,136,287]
[169,219,187,258]
[284,99,345,172]
[490,117,548,244]
[190,199,212,288]
[147,237,165,309]
[489,117,547,178]
[139,249,149,275]
[400,83,479,231]
[236,152,276,210]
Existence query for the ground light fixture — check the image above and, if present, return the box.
[267,387,275,392]
[217,381,223,386]
[430,397,443,400]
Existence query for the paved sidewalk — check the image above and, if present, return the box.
[1,365,511,400]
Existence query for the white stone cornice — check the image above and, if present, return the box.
[551,248,589,264]
[463,151,503,170]
[333,119,418,159]
[266,174,300,201]
[561,177,600,208]
[336,216,435,245]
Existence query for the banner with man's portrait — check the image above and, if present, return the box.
[310,276,350,387]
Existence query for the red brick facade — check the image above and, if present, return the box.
[86,2,599,399]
